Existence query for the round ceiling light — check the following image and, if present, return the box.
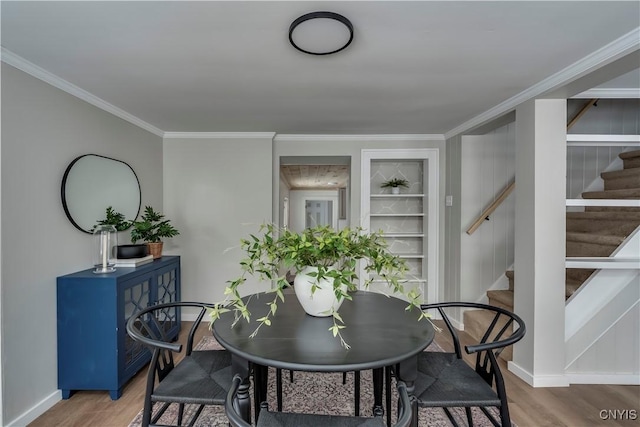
[289,11,354,56]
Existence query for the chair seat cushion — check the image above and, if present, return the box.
[414,352,502,407]
[151,350,232,405]
[257,410,385,427]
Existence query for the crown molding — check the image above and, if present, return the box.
[163,132,276,139]
[572,88,640,99]
[445,27,640,139]
[274,134,445,142]
[1,48,164,137]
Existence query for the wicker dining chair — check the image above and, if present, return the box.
[226,374,412,427]
[126,301,233,427]
[410,302,526,427]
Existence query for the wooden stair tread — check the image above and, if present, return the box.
[565,232,625,245]
[566,211,640,221]
[601,167,640,180]
[619,149,640,160]
[581,188,640,199]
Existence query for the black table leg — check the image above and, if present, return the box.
[232,356,252,423]
[276,368,283,411]
[397,356,419,427]
[372,367,384,417]
[354,371,361,416]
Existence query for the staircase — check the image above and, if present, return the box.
[463,149,640,361]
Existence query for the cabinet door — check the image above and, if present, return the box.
[121,276,152,379]
[151,260,181,341]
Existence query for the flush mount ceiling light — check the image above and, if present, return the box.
[289,11,354,55]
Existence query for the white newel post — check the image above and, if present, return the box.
[511,99,569,387]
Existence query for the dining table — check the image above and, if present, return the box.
[212,289,434,427]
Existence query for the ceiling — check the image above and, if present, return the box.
[281,164,349,190]
[2,1,639,137]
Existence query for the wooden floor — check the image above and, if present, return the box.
[29,322,639,427]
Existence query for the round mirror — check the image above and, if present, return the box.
[61,154,141,234]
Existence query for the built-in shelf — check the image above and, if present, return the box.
[397,254,425,259]
[371,278,427,284]
[370,213,424,217]
[370,194,425,198]
[362,148,440,306]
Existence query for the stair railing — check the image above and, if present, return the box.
[467,99,600,236]
[466,181,515,235]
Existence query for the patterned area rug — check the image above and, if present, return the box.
[128,336,510,427]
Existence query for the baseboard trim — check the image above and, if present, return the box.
[566,373,640,385]
[6,390,61,427]
[507,361,570,387]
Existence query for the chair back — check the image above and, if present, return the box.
[226,374,413,427]
[420,302,526,389]
[126,301,213,389]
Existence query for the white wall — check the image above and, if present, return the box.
[444,134,462,304]
[566,301,639,383]
[1,64,163,425]
[459,123,516,302]
[162,136,273,303]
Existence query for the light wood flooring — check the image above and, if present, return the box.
[29,322,639,427]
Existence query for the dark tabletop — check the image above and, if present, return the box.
[212,290,434,372]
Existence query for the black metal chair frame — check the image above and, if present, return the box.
[126,301,232,427]
[403,302,526,427]
[227,374,413,427]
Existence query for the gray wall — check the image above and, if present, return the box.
[162,137,273,304]
[1,64,163,425]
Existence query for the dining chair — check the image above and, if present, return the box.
[126,301,233,427]
[410,302,526,427]
[226,374,413,427]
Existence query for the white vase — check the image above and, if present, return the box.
[293,266,346,317]
[391,186,400,194]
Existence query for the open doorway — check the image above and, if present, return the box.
[279,156,351,233]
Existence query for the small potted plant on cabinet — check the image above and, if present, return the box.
[381,178,409,194]
[130,206,180,259]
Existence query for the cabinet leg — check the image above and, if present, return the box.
[109,388,122,400]
[61,390,73,400]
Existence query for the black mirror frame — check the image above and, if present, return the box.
[61,154,142,234]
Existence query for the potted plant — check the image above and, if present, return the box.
[92,206,131,232]
[381,178,409,194]
[210,224,427,348]
[130,206,180,259]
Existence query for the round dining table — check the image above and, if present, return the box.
[212,289,434,427]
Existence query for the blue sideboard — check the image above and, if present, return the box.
[57,255,181,400]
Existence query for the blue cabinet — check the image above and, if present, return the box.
[57,256,180,400]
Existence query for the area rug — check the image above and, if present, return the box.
[128,336,510,427]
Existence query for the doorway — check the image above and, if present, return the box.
[279,156,351,233]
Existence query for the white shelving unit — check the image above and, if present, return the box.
[361,149,440,305]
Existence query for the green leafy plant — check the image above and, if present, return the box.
[381,178,409,188]
[209,224,430,348]
[130,206,180,243]
[92,206,131,232]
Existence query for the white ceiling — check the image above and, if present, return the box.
[2,1,639,136]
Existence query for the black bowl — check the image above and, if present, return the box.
[116,244,148,259]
